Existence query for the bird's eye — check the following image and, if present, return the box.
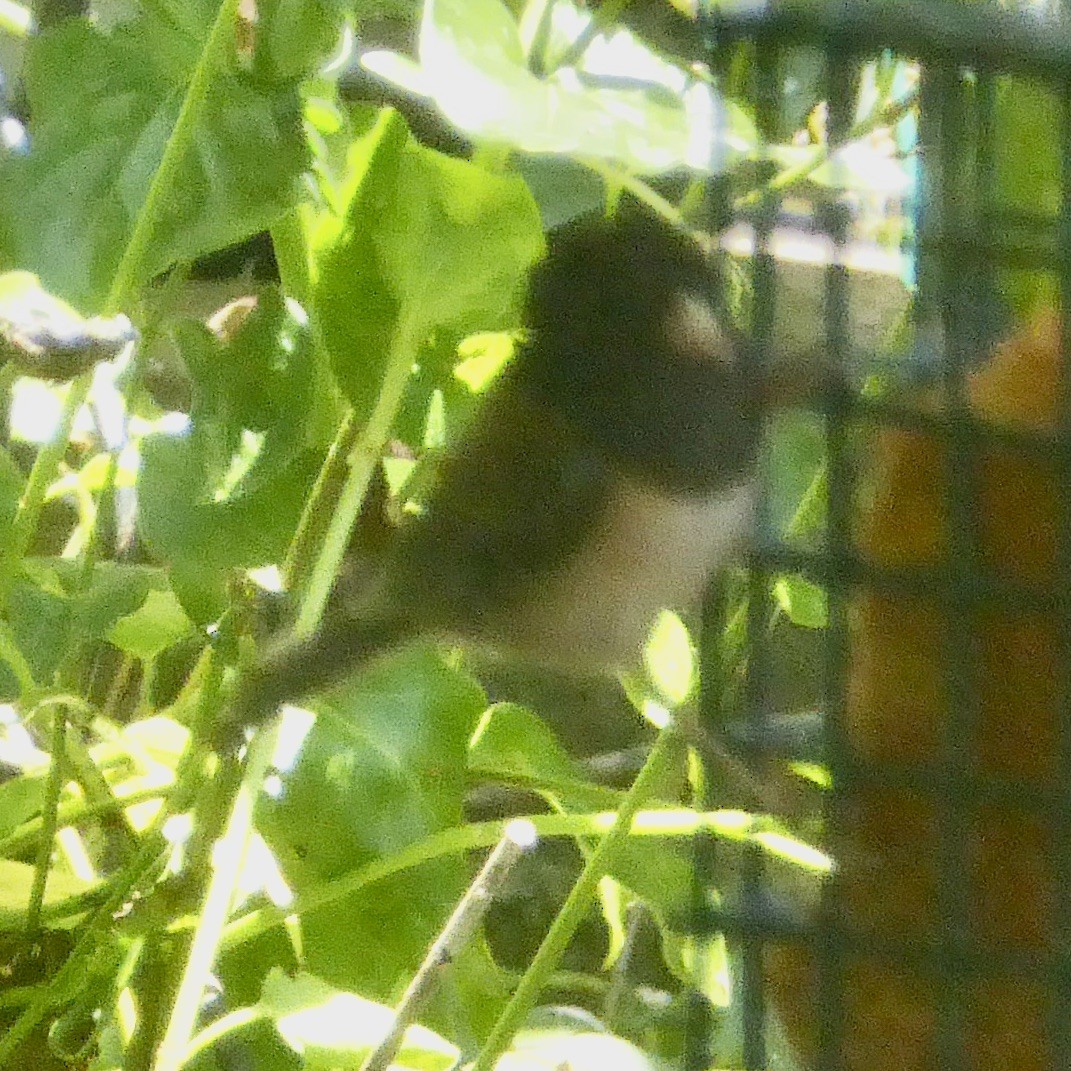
[663,291,733,365]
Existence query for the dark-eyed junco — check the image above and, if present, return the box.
[229,211,790,735]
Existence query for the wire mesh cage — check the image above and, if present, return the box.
[691,3,1071,1069]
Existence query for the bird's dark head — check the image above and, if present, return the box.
[518,212,761,496]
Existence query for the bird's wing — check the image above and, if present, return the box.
[387,381,613,629]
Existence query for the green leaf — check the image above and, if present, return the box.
[453,331,515,393]
[362,0,756,174]
[7,578,70,684]
[137,289,322,614]
[469,702,586,785]
[107,589,194,661]
[256,0,345,82]
[767,410,825,542]
[0,773,45,840]
[313,108,543,418]
[256,647,486,999]
[773,575,828,630]
[137,432,321,617]
[643,610,695,708]
[0,858,98,925]
[72,562,158,632]
[0,18,306,309]
[261,969,460,1071]
[992,76,1061,312]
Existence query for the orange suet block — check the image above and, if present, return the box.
[767,311,1065,1070]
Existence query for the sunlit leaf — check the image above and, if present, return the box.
[262,968,459,1070]
[107,589,194,661]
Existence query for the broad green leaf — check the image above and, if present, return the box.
[0,18,305,309]
[255,0,345,83]
[363,0,756,175]
[185,289,317,494]
[6,578,69,683]
[256,647,486,999]
[773,575,827,630]
[137,288,321,617]
[262,969,459,1071]
[68,563,155,644]
[469,702,586,785]
[313,108,543,418]
[512,153,605,229]
[137,431,321,619]
[107,589,194,661]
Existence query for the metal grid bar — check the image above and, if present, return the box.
[930,61,978,1071]
[697,5,1071,1069]
[1049,45,1071,1071]
[714,0,1071,80]
[814,48,854,1071]
[737,34,785,1068]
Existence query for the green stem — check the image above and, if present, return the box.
[0,375,91,605]
[0,787,163,858]
[735,87,919,210]
[25,706,66,937]
[545,0,633,73]
[0,855,163,1064]
[294,325,417,638]
[581,160,685,230]
[472,712,683,1071]
[152,725,278,1071]
[282,407,360,595]
[0,659,220,1067]
[211,804,770,951]
[107,0,241,313]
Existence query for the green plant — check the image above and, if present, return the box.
[0,1,922,1068]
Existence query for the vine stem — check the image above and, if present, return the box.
[0,656,223,1068]
[0,374,91,606]
[471,708,684,1071]
[293,321,418,638]
[107,0,242,314]
[152,724,279,1071]
[25,706,67,937]
[210,804,786,955]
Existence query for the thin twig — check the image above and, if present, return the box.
[361,820,537,1071]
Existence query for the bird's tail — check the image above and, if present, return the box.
[219,610,412,748]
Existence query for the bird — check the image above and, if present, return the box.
[226,210,803,741]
